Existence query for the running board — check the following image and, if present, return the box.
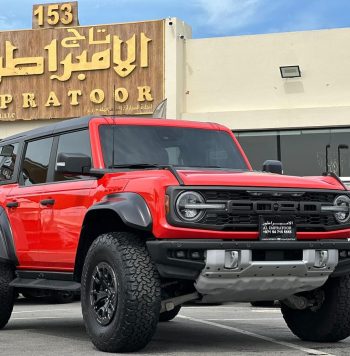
[9,270,81,291]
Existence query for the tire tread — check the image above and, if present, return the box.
[0,263,14,330]
[82,232,161,352]
[281,275,350,342]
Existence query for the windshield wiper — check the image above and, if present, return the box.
[175,165,222,169]
[174,165,247,171]
[109,163,160,169]
[108,163,185,186]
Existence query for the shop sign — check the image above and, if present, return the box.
[0,2,164,121]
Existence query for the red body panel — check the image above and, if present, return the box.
[1,117,349,272]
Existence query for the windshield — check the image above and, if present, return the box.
[99,125,248,170]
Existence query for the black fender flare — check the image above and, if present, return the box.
[0,206,18,265]
[86,192,152,231]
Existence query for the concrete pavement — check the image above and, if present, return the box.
[1,299,349,355]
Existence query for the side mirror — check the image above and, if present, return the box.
[262,160,283,174]
[0,145,15,157]
[56,153,92,175]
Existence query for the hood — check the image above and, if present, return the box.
[177,170,345,190]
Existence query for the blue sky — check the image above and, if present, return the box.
[1,0,350,38]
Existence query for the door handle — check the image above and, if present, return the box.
[6,201,19,208]
[40,199,55,206]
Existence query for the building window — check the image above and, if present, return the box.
[279,129,331,176]
[236,127,350,177]
[235,131,279,171]
[329,128,350,177]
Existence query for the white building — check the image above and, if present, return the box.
[2,18,350,176]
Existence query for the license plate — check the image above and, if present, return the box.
[259,215,296,241]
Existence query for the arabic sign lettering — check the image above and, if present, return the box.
[259,215,296,241]
[0,20,164,120]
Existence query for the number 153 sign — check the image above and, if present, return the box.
[33,2,79,29]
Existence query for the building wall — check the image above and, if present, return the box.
[2,23,350,138]
[182,28,350,130]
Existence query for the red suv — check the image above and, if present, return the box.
[1,116,350,352]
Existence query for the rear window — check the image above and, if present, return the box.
[22,137,53,186]
[0,143,19,183]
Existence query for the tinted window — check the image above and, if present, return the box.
[54,130,92,181]
[327,128,350,177]
[0,143,19,183]
[22,137,53,186]
[236,128,343,176]
[236,132,278,170]
[280,130,330,176]
[99,125,248,170]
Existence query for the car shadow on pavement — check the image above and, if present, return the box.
[6,316,289,354]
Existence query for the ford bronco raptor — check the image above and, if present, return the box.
[1,116,350,352]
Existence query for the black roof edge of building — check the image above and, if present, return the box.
[0,115,95,143]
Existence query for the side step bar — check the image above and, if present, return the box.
[9,270,81,291]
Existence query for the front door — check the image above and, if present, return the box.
[40,129,95,270]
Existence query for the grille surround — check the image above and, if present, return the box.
[166,186,350,232]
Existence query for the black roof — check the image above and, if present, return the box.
[1,116,94,143]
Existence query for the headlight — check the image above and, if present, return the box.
[176,191,205,222]
[334,195,350,223]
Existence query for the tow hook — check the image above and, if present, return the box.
[282,295,314,310]
[282,290,325,311]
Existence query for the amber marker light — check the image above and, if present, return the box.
[165,195,170,215]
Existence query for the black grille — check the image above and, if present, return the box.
[196,189,344,232]
[202,213,338,231]
[202,190,336,203]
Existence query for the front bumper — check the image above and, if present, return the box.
[147,239,350,302]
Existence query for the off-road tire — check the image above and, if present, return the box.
[81,232,161,353]
[159,305,181,322]
[281,275,350,342]
[0,263,15,329]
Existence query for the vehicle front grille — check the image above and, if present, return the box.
[193,189,345,232]
[202,212,338,232]
[202,190,335,203]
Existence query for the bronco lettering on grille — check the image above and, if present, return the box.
[228,200,321,214]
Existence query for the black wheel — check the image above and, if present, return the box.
[281,275,350,342]
[81,232,161,353]
[159,305,181,322]
[0,263,15,329]
[49,291,75,304]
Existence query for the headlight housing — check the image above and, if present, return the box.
[334,195,350,223]
[175,191,205,222]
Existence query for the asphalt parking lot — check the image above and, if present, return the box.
[1,300,349,356]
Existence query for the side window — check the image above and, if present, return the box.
[54,130,92,182]
[22,137,53,186]
[0,143,19,183]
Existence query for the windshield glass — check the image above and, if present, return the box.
[99,125,248,170]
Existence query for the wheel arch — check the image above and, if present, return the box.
[74,193,153,282]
